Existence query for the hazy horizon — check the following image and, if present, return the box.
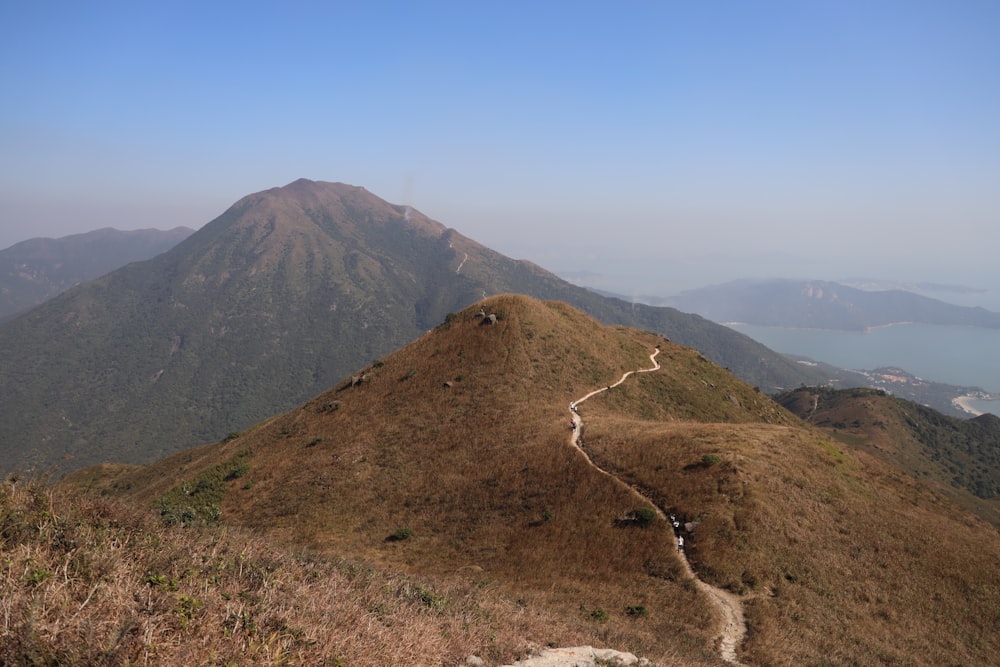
[2,2,998,303]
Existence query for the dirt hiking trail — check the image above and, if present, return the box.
[568,347,747,665]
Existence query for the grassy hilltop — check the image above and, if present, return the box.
[34,295,998,665]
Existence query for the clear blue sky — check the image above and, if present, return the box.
[2,1,998,296]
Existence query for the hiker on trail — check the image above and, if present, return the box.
[570,420,576,431]
[678,535,684,551]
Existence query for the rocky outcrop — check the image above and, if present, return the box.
[501,646,650,667]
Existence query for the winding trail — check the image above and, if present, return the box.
[568,347,747,665]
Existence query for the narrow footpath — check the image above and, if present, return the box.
[568,347,746,665]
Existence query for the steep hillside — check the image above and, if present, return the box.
[76,295,1000,666]
[0,480,578,666]
[0,179,827,475]
[776,386,1000,526]
[0,226,193,321]
[658,278,1000,330]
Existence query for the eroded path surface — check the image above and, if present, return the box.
[569,347,747,665]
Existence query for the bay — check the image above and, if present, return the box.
[726,323,1000,394]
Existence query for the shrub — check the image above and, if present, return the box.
[386,527,413,542]
[26,567,50,586]
[413,584,446,611]
[702,453,720,466]
[625,605,648,617]
[157,453,249,525]
[632,507,657,526]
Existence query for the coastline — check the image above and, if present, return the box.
[953,395,983,417]
[863,321,914,333]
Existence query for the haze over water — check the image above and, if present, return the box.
[728,322,1000,411]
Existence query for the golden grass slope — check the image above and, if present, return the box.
[1,480,586,666]
[70,294,1000,665]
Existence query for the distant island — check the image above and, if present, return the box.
[612,279,1000,331]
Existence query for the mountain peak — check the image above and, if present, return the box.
[221,179,447,240]
[0,180,830,475]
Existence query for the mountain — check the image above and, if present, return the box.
[0,179,830,475]
[653,278,1000,330]
[776,385,1000,526]
[64,295,1000,665]
[0,226,194,322]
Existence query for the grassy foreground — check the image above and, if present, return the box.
[1,479,591,666]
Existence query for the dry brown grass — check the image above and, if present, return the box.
[1,479,607,666]
[68,294,1000,665]
[581,414,1000,666]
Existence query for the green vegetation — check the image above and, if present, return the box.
[631,507,657,526]
[778,386,1000,502]
[157,453,250,525]
[589,608,609,622]
[625,605,648,618]
[387,527,414,542]
[0,182,828,477]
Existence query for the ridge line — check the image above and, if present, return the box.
[567,346,747,665]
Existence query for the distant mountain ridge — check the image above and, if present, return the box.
[0,226,194,322]
[0,180,830,474]
[648,278,1000,330]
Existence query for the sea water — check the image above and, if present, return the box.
[727,323,1000,414]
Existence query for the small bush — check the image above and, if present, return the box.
[386,527,413,542]
[625,605,648,617]
[414,584,446,611]
[589,608,609,622]
[157,453,249,525]
[632,507,657,526]
[26,567,50,587]
[702,453,720,466]
[177,594,203,624]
